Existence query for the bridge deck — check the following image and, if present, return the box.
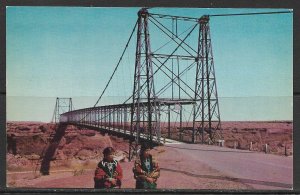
[65,122,182,145]
[60,98,200,145]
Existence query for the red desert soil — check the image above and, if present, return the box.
[7,146,252,189]
[6,121,292,189]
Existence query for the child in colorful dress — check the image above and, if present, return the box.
[94,147,123,189]
[133,143,160,189]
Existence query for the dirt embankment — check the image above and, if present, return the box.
[219,121,293,156]
[6,122,129,175]
[160,121,293,156]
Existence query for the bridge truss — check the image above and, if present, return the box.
[128,9,222,155]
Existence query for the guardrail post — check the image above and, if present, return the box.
[168,105,171,139]
[265,144,268,154]
[123,108,127,134]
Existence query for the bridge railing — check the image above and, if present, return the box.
[60,103,132,134]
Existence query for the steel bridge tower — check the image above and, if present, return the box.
[129,10,222,159]
[53,97,73,123]
[192,15,221,143]
[129,8,160,160]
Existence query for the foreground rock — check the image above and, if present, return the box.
[6,122,129,174]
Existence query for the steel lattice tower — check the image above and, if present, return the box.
[129,8,160,160]
[53,97,73,123]
[192,15,222,143]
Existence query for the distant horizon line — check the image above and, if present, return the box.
[6,120,293,123]
[6,95,293,98]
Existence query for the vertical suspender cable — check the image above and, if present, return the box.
[94,21,138,107]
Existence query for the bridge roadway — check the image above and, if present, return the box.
[64,122,182,145]
[163,143,293,190]
[60,98,197,144]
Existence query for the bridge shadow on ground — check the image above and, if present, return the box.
[68,123,159,146]
[161,167,292,189]
[40,123,67,175]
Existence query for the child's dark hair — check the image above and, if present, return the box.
[103,147,115,156]
[140,142,152,154]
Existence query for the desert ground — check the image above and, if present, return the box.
[6,121,293,189]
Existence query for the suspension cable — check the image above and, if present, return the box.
[93,20,138,107]
[96,9,292,107]
[149,10,292,21]
[153,23,195,53]
[209,10,293,17]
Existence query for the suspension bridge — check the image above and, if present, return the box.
[51,8,292,160]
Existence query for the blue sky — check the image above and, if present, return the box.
[6,7,293,122]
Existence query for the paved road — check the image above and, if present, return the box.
[165,143,293,190]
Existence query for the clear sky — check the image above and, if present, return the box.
[6,7,293,122]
